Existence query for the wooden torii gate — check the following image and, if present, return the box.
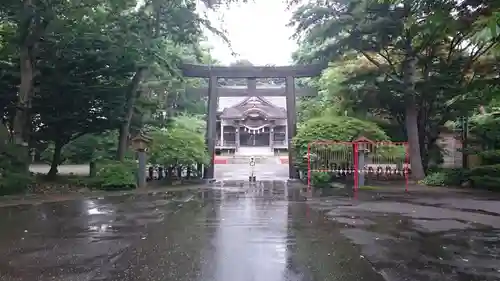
[181,63,325,180]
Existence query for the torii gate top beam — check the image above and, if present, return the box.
[181,63,326,78]
[185,86,316,97]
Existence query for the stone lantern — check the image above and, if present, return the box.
[353,136,374,188]
[131,132,152,188]
[131,133,152,152]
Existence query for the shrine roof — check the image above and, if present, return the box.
[218,96,286,111]
[219,96,287,119]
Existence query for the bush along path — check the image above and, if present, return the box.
[421,113,500,192]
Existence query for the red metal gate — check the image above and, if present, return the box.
[307,139,410,191]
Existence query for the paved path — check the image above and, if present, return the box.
[0,183,384,281]
[307,187,500,281]
[215,163,289,181]
[2,162,499,281]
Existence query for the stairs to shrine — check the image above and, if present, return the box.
[236,146,274,156]
[214,155,288,164]
[226,156,275,164]
[215,146,276,164]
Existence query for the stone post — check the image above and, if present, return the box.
[131,133,152,189]
[354,137,372,189]
[358,149,366,188]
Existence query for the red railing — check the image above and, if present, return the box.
[307,139,410,192]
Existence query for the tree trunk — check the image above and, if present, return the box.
[177,166,182,179]
[406,103,425,179]
[167,166,174,180]
[89,161,96,177]
[117,68,146,161]
[47,142,63,179]
[403,54,425,180]
[13,47,34,145]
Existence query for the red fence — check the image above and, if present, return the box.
[307,140,410,191]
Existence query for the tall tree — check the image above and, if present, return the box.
[114,0,241,161]
[291,0,498,179]
[30,8,135,177]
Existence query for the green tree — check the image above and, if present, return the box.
[113,0,241,161]
[148,127,208,175]
[291,0,499,179]
[28,6,137,178]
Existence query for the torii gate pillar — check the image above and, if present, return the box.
[285,76,298,179]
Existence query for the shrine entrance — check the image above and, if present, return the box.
[181,63,326,180]
[240,130,270,147]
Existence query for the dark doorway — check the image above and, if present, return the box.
[240,132,270,146]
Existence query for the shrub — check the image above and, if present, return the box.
[420,168,466,186]
[466,164,500,177]
[0,172,34,196]
[293,116,389,172]
[311,171,332,188]
[466,164,500,191]
[294,116,389,148]
[478,150,500,165]
[149,127,208,167]
[0,143,33,195]
[92,160,136,190]
[469,176,500,191]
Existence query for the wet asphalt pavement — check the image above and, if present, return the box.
[2,158,500,281]
[0,182,384,281]
[307,188,500,281]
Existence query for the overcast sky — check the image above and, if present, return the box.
[199,0,297,66]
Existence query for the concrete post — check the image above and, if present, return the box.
[357,149,367,188]
[285,76,298,179]
[137,149,147,188]
[204,75,218,179]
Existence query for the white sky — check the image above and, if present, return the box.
[199,0,297,66]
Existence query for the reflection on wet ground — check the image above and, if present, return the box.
[0,182,384,281]
[1,181,499,281]
[308,188,500,281]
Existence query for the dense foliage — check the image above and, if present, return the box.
[292,116,389,175]
[0,0,240,193]
[148,120,209,168]
[290,0,499,180]
[0,0,499,193]
[293,116,389,153]
[92,160,137,191]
